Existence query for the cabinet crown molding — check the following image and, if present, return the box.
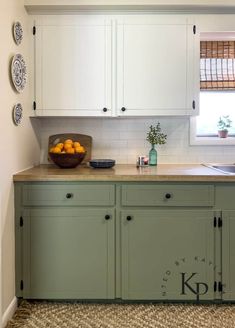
[24,0,235,14]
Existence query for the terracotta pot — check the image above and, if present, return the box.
[218,130,228,138]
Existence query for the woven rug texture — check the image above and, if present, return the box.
[6,301,235,328]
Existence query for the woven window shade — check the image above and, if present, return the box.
[200,41,235,90]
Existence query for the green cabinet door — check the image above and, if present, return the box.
[222,210,235,300]
[22,208,115,299]
[121,209,215,301]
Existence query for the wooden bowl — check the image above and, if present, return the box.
[49,152,86,168]
[48,133,92,163]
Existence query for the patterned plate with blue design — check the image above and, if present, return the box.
[13,103,23,126]
[13,21,23,45]
[11,54,27,93]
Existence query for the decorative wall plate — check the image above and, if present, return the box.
[13,22,23,45]
[12,103,23,125]
[11,54,27,93]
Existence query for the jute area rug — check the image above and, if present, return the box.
[6,301,235,328]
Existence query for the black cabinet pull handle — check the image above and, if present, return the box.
[121,107,126,112]
[165,193,171,199]
[103,107,108,112]
[105,215,111,220]
[66,193,73,199]
[126,216,132,221]
[218,281,223,292]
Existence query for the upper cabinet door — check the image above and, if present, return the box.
[117,15,199,116]
[34,16,112,116]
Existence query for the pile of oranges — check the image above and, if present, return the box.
[49,139,86,155]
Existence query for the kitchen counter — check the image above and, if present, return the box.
[13,163,235,182]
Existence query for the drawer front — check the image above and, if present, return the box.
[121,184,214,207]
[23,183,115,206]
[215,185,235,209]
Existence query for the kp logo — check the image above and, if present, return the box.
[161,256,220,301]
[181,272,208,301]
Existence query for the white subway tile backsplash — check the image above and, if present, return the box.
[39,117,235,165]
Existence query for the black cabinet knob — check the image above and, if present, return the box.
[121,107,126,112]
[103,107,108,112]
[66,193,73,199]
[165,193,171,199]
[105,215,111,220]
[126,216,132,221]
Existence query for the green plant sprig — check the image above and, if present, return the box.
[146,122,167,145]
[217,115,232,132]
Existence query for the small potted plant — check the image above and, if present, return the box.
[146,122,167,166]
[217,115,232,138]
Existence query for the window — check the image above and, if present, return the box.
[191,33,235,145]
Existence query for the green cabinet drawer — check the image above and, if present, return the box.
[22,183,115,206]
[215,185,235,209]
[121,184,214,207]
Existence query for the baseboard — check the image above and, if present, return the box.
[2,297,18,328]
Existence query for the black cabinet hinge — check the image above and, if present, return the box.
[193,25,196,34]
[20,280,24,290]
[33,101,36,110]
[192,100,196,110]
[214,281,217,292]
[33,26,36,35]
[218,281,223,292]
[218,217,223,228]
[20,216,23,227]
[214,217,217,227]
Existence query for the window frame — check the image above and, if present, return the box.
[190,116,235,145]
[190,29,235,146]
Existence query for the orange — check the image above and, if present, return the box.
[56,143,64,150]
[53,146,61,153]
[64,139,73,144]
[73,141,81,148]
[64,143,73,151]
[66,147,75,154]
[75,146,85,153]
[49,147,55,153]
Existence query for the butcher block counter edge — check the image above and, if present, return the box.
[12,164,235,182]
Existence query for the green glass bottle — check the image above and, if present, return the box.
[149,144,157,166]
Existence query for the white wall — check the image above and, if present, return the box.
[39,117,234,165]
[0,0,40,322]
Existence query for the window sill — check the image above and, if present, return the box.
[190,117,235,145]
[190,136,235,146]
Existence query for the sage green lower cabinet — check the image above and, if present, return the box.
[222,210,235,301]
[22,208,115,299]
[15,181,235,302]
[23,208,114,299]
[121,210,215,301]
[15,182,116,300]
[215,186,235,301]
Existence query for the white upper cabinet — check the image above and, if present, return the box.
[33,14,199,117]
[117,15,199,116]
[34,16,112,116]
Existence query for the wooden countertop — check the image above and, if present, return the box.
[13,164,235,182]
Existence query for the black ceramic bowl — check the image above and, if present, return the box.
[89,159,115,169]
